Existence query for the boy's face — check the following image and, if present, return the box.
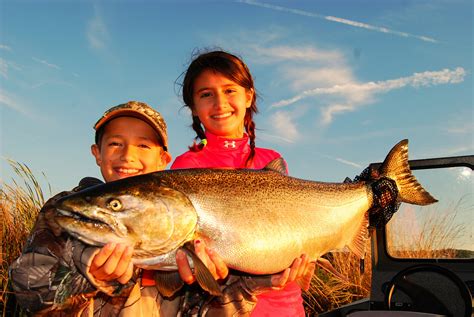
[91,116,171,182]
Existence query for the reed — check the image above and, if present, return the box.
[1,160,49,317]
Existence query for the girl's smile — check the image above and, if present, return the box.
[192,69,254,139]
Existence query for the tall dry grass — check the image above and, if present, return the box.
[1,160,49,317]
[386,201,469,259]
[302,242,372,315]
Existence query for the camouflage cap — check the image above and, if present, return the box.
[94,101,168,151]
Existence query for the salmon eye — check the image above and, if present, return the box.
[108,199,122,211]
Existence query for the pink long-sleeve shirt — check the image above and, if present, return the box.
[171,132,305,317]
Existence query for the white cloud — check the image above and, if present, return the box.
[87,5,109,51]
[0,44,12,51]
[0,58,7,78]
[0,89,31,116]
[267,111,300,143]
[445,123,474,135]
[0,58,22,78]
[320,153,363,169]
[272,67,466,125]
[239,0,438,43]
[252,45,344,63]
[282,66,355,91]
[334,157,362,169]
[32,57,61,70]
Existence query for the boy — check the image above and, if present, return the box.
[10,101,309,316]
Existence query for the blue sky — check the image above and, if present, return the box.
[1,0,472,198]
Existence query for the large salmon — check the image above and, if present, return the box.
[54,139,436,294]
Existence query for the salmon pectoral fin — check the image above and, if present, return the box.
[182,242,223,296]
[154,271,185,297]
[347,212,369,259]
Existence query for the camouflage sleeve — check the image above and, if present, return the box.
[201,274,275,316]
[9,179,135,313]
[170,273,276,316]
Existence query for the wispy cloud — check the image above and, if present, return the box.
[251,45,344,63]
[0,58,7,78]
[444,111,474,135]
[87,5,109,51]
[333,157,363,169]
[0,57,22,78]
[0,44,12,51]
[32,57,61,70]
[238,0,438,43]
[269,111,300,143]
[0,89,31,117]
[272,67,466,125]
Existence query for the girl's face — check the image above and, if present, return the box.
[192,69,254,139]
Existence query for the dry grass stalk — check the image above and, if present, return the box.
[387,201,468,259]
[1,160,49,317]
[303,239,372,315]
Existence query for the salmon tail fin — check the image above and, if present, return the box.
[347,211,369,259]
[379,139,437,206]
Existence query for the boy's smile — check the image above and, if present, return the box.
[91,116,171,182]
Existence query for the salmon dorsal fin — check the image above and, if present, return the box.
[154,271,184,297]
[347,212,369,259]
[182,242,222,296]
[263,157,288,175]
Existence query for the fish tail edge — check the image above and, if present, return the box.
[380,139,438,206]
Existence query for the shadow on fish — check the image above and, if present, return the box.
[54,139,437,296]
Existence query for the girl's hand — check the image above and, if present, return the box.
[176,240,229,284]
[89,242,134,285]
[271,254,315,291]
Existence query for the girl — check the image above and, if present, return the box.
[172,50,314,316]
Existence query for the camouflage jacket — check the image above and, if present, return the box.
[9,178,276,317]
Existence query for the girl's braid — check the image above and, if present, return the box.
[244,111,257,167]
[190,115,207,151]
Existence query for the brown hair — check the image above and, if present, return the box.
[180,50,258,166]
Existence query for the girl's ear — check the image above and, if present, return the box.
[246,88,254,108]
[91,144,102,166]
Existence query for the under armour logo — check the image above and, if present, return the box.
[224,141,236,148]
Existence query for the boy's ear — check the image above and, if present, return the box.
[162,151,172,166]
[245,88,254,108]
[91,144,102,166]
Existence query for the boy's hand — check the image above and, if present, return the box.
[89,243,134,284]
[176,240,229,284]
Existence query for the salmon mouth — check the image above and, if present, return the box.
[56,208,109,227]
